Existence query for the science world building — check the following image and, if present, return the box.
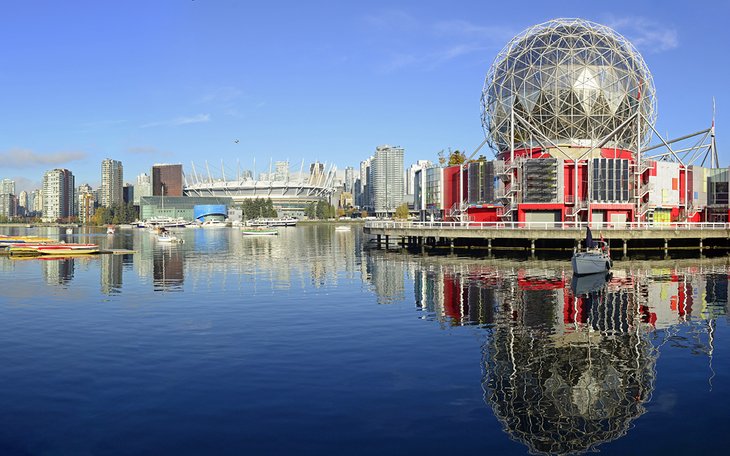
[416,18,722,225]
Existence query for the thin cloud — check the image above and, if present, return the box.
[199,87,243,104]
[371,16,517,73]
[127,146,169,156]
[141,113,211,128]
[0,149,88,168]
[606,16,679,52]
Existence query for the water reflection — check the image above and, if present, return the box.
[41,257,75,285]
[411,259,726,454]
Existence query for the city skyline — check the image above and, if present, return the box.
[0,1,728,191]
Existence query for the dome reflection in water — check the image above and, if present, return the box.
[414,263,722,455]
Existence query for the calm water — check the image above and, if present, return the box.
[0,224,728,455]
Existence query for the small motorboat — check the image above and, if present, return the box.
[157,231,184,243]
[571,227,612,276]
[241,227,278,236]
[201,220,228,229]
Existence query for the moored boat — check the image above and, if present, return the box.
[571,227,612,276]
[201,220,228,229]
[241,227,278,236]
[7,243,100,256]
[335,226,351,232]
[157,231,184,243]
[107,226,115,235]
[0,235,57,247]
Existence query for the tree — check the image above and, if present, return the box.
[448,149,466,165]
[394,203,410,220]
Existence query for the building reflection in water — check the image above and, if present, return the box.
[153,247,184,292]
[41,257,75,286]
[100,253,123,295]
[407,260,728,455]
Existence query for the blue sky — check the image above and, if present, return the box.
[0,0,727,191]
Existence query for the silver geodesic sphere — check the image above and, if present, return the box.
[481,18,657,152]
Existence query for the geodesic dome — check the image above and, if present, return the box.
[481,18,657,153]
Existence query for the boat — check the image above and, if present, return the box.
[247,217,297,227]
[241,227,278,236]
[146,217,189,229]
[65,228,73,235]
[571,227,612,276]
[7,242,100,256]
[0,235,57,247]
[106,226,115,235]
[201,220,228,229]
[157,231,184,243]
[335,226,351,232]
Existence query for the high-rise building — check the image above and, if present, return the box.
[274,161,289,182]
[0,194,16,218]
[1,178,15,196]
[42,169,75,222]
[405,160,432,202]
[31,189,42,213]
[344,167,355,193]
[357,158,372,210]
[101,158,123,207]
[135,172,152,205]
[0,178,16,218]
[77,183,95,225]
[123,183,134,204]
[17,190,28,216]
[371,145,404,216]
[152,164,183,196]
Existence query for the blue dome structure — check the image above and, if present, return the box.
[193,204,227,222]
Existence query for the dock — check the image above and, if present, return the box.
[364,221,730,257]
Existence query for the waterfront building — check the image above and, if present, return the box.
[101,158,123,207]
[357,157,372,211]
[371,145,405,217]
[0,194,16,218]
[414,19,722,224]
[30,189,42,214]
[139,196,232,222]
[152,164,183,197]
[42,168,74,223]
[135,172,152,205]
[344,167,355,193]
[1,178,15,196]
[123,184,134,204]
[17,190,28,216]
[405,160,432,208]
[77,183,95,225]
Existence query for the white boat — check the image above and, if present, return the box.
[106,226,115,235]
[201,220,228,229]
[335,226,351,232]
[247,217,297,227]
[241,227,278,236]
[157,231,184,243]
[65,228,73,235]
[571,227,611,276]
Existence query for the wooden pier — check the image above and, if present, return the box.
[364,221,730,257]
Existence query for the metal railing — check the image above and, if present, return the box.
[365,220,730,231]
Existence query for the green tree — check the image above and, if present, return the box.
[448,149,466,165]
[394,203,410,220]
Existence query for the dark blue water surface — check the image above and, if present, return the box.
[0,225,728,455]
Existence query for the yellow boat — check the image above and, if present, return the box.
[0,235,57,247]
[6,243,100,256]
